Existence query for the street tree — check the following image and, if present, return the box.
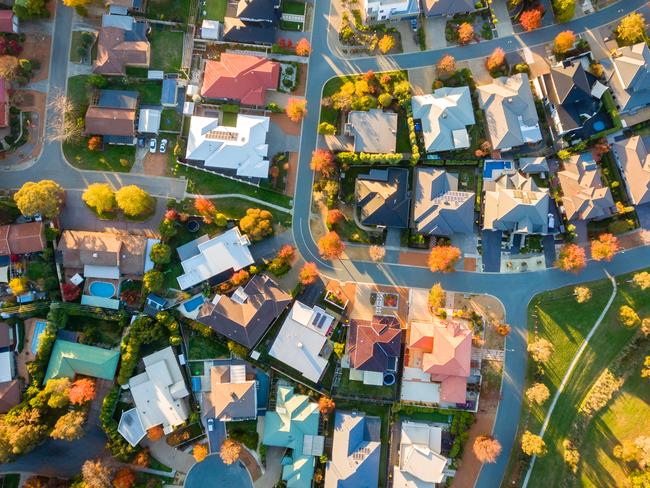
[616,12,647,45]
[299,262,319,285]
[591,233,619,261]
[50,411,86,441]
[193,443,208,462]
[220,439,242,465]
[473,435,502,463]
[317,231,345,260]
[82,459,112,488]
[574,286,592,303]
[526,383,551,405]
[486,47,506,72]
[521,431,547,456]
[633,271,650,290]
[82,183,116,215]
[368,245,386,262]
[14,180,65,218]
[556,243,586,273]
[310,149,336,177]
[619,305,640,328]
[428,246,461,273]
[553,30,576,54]
[458,22,474,44]
[239,208,273,241]
[428,283,445,312]
[520,8,543,31]
[115,185,153,217]
[528,337,554,363]
[295,38,311,56]
[285,98,307,122]
[436,54,455,77]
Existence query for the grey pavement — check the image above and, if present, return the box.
[250,230,295,261]
[424,16,447,50]
[143,437,196,474]
[492,0,515,37]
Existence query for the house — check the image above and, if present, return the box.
[200,19,220,40]
[558,153,616,221]
[118,346,190,446]
[196,274,291,348]
[477,74,542,151]
[85,90,139,145]
[44,340,120,383]
[518,157,549,175]
[0,380,20,413]
[358,0,419,22]
[347,316,401,385]
[324,411,381,488]
[608,42,650,115]
[345,109,398,153]
[411,87,476,153]
[202,363,257,422]
[401,309,473,405]
[185,114,271,179]
[412,167,475,236]
[175,228,254,290]
[0,10,18,33]
[0,222,46,256]
[201,53,279,106]
[355,168,410,228]
[263,380,323,488]
[0,323,14,386]
[482,172,552,235]
[222,0,280,45]
[94,14,150,76]
[611,135,650,205]
[161,78,178,107]
[144,294,168,316]
[0,77,8,128]
[393,421,448,487]
[422,0,475,16]
[138,108,161,134]
[541,56,608,136]
[268,301,335,383]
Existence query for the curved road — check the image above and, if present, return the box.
[2,1,649,487]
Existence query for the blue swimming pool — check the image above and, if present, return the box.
[184,454,252,488]
[483,160,513,179]
[593,121,605,131]
[183,295,205,312]
[89,281,116,298]
[31,320,47,356]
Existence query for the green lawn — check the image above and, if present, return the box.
[66,316,124,347]
[227,420,259,450]
[335,369,396,400]
[149,29,184,72]
[188,334,230,360]
[146,0,191,22]
[105,79,163,105]
[213,198,292,228]
[63,141,136,172]
[70,31,92,63]
[205,0,227,21]
[281,0,305,14]
[396,113,411,153]
[280,20,303,31]
[511,270,650,486]
[160,108,182,132]
[221,111,238,127]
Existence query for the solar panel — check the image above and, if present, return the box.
[318,314,327,328]
[205,129,238,141]
[312,312,322,327]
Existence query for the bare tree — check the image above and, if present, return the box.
[47,89,84,143]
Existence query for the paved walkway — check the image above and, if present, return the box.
[142,438,196,474]
[185,193,292,212]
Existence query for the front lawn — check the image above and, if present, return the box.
[205,0,227,21]
[160,108,182,132]
[146,0,191,22]
[149,28,184,72]
[63,141,136,172]
[227,420,259,450]
[188,334,230,360]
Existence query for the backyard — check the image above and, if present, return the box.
[280,0,305,30]
[188,333,230,360]
[149,28,184,72]
[335,369,396,400]
[160,108,182,132]
[205,0,227,21]
[146,0,191,22]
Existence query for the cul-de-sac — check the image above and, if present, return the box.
[0,0,647,486]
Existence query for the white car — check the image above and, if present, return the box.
[160,138,168,153]
[149,138,157,153]
[207,419,214,432]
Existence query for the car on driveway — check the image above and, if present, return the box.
[149,138,157,153]
[160,138,168,153]
[207,418,214,432]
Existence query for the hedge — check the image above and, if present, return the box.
[100,385,139,460]
[335,151,404,165]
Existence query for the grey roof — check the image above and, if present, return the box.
[518,157,549,174]
[176,234,210,261]
[612,135,650,205]
[161,79,177,105]
[138,108,161,134]
[118,408,146,447]
[609,42,650,113]
[423,0,475,16]
[412,167,475,236]
[223,17,276,45]
[346,109,397,153]
[477,74,542,150]
[98,90,139,109]
[355,168,410,228]
[558,153,615,221]
[483,172,551,234]
[411,86,475,153]
[324,411,381,488]
[235,0,279,23]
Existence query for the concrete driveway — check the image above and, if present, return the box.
[408,66,436,95]
[481,230,503,272]
[395,22,419,53]
[424,16,447,50]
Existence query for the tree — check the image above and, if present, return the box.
[150,243,171,265]
[556,243,586,273]
[112,467,136,488]
[521,431,547,456]
[458,22,474,44]
[574,286,592,303]
[47,90,84,143]
[147,425,164,442]
[61,282,81,302]
[520,8,543,31]
[616,12,647,45]
[473,435,502,463]
[318,396,335,415]
[428,246,461,273]
[295,38,311,56]
[436,54,456,76]
[115,185,152,217]
[14,180,65,218]
[0,55,18,79]
[239,208,274,241]
[378,34,394,53]
[278,245,295,262]
[486,47,506,72]
[82,183,116,215]
[528,337,554,363]
[642,356,650,378]
[310,149,336,177]
[285,98,307,122]
[50,411,86,441]
[228,269,248,287]
[227,340,248,359]
[591,233,619,261]
[317,231,345,260]
[8,276,28,296]
[193,443,209,462]
[143,270,164,293]
[526,383,550,405]
[553,0,575,22]
[642,318,650,337]
[299,262,319,285]
[220,439,242,465]
[378,93,393,107]
[69,378,96,405]
[619,305,640,328]
[43,377,71,408]
[428,283,445,312]
[326,209,345,226]
[553,30,576,54]
[563,439,580,473]
[63,0,90,6]
[87,135,102,151]
[368,245,386,262]
[318,122,337,135]
[194,197,216,217]
[633,271,650,290]
[159,219,178,241]
[82,459,113,488]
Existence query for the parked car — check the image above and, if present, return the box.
[207,418,214,432]
[160,138,168,153]
[410,19,418,32]
[149,138,157,153]
[137,137,145,147]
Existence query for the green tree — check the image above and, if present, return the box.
[619,305,640,328]
[159,219,178,240]
[143,270,163,293]
[318,122,337,135]
[50,411,86,441]
[87,74,108,88]
[239,208,273,241]
[150,243,171,265]
[82,183,116,215]
[227,340,249,358]
[14,180,65,218]
[553,0,575,23]
[378,93,393,107]
[115,185,153,217]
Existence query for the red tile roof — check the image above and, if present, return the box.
[0,222,46,255]
[0,11,15,33]
[94,26,150,76]
[85,106,136,136]
[200,53,279,106]
[348,315,402,372]
[0,380,21,414]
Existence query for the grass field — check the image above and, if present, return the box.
[146,0,191,22]
[205,0,227,21]
[160,108,182,132]
[281,0,305,14]
[63,141,136,172]
[149,29,184,72]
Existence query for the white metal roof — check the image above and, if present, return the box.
[118,408,146,447]
[83,264,120,279]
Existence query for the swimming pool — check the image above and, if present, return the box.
[89,281,116,298]
[31,320,47,356]
[483,160,513,179]
[183,295,205,313]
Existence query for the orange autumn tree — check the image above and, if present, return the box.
[520,8,543,31]
[458,22,474,44]
[436,54,456,77]
[318,396,336,415]
[295,38,311,56]
[219,439,241,465]
[193,443,209,463]
[326,209,345,226]
[112,467,136,488]
[473,435,502,464]
[87,136,102,151]
[556,243,586,273]
[68,378,96,405]
[486,47,506,72]
[554,30,576,54]
[428,246,462,273]
[591,233,619,262]
[285,98,307,122]
[318,231,345,260]
[310,149,336,177]
[147,425,164,442]
[230,269,250,286]
[277,244,296,262]
[299,262,319,285]
[378,34,395,54]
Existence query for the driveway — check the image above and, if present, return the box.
[395,22,419,53]
[267,115,301,159]
[424,16,447,50]
[481,230,503,272]
[408,66,436,95]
